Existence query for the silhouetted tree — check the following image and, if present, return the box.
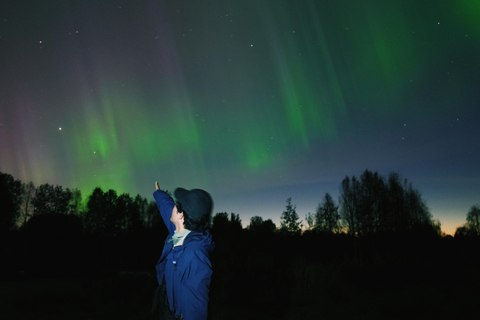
[280,197,302,236]
[315,193,340,233]
[262,219,276,233]
[384,172,407,232]
[339,176,360,236]
[212,212,242,230]
[32,183,72,216]
[403,182,433,231]
[457,204,480,237]
[116,193,134,233]
[84,187,119,235]
[249,216,264,231]
[0,172,23,232]
[467,204,480,236]
[113,193,144,233]
[430,219,442,237]
[133,194,148,231]
[383,173,433,234]
[212,212,229,232]
[455,225,475,238]
[305,212,314,230]
[212,212,242,236]
[144,200,162,229]
[103,189,119,235]
[229,213,242,232]
[84,187,103,233]
[248,216,276,233]
[357,170,385,235]
[20,181,35,226]
[340,171,435,236]
[68,188,84,216]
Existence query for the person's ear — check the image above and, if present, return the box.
[178,211,184,221]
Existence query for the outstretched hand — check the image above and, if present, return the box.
[155,181,160,190]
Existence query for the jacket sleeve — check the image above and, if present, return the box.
[153,189,175,234]
[181,247,213,320]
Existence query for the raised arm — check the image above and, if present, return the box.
[153,182,175,234]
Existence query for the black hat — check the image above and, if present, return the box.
[174,188,213,220]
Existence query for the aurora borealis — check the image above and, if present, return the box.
[1,0,479,234]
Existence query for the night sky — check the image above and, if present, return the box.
[1,0,479,235]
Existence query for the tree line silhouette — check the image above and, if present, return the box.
[1,169,478,237]
[1,169,480,319]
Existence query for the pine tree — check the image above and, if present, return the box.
[280,197,302,235]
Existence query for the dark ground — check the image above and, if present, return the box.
[1,231,480,320]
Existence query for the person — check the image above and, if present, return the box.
[152,181,215,320]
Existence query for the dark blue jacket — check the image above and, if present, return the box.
[153,190,215,320]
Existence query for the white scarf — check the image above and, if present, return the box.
[172,230,191,247]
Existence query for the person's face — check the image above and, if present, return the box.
[170,205,184,227]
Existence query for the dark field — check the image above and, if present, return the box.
[1,231,480,320]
